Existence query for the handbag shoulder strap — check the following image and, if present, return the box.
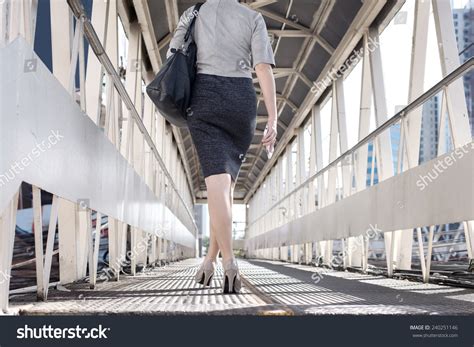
[184,3,204,42]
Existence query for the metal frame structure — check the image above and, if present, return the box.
[0,0,472,315]
[0,0,198,312]
[238,0,392,201]
[246,0,474,283]
[145,0,397,202]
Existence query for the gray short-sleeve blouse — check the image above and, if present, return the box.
[166,0,276,79]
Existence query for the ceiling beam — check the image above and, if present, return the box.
[257,93,298,112]
[257,8,335,54]
[244,0,390,203]
[249,143,260,150]
[242,0,334,198]
[164,0,180,31]
[256,115,288,130]
[133,0,162,70]
[248,0,277,10]
[297,71,313,88]
[157,33,172,51]
[268,29,317,38]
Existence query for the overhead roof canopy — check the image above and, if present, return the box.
[137,0,403,203]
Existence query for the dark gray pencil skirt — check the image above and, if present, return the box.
[187,73,257,183]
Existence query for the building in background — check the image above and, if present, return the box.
[366,123,401,186]
[418,2,473,164]
[453,2,473,136]
[419,96,440,163]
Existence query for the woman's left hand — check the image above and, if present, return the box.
[262,119,277,147]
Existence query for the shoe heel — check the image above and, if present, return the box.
[223,269,241,294]
[203,270,213,287]
[197,272,205,285]
[197,269,213,286]
[195,260,216,286]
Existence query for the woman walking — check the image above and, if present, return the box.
[167,0,277,293]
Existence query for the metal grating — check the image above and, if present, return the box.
[243,260,474,315]
[10,259,268,315]
[10,259,474,316]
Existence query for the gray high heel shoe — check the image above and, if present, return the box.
[222,259,242,294]
[195,259,215,286]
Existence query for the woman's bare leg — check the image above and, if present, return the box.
[206,224,220,261]
[205,173,234,263]
[230,177,236,208]
[204,176,236,262]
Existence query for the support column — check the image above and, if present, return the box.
[433,0,474,259]
[50,1,88,284]
[395,0,430,271]
[285,146,293,263]
[0,192,19,313]
[354,33,373,271]
[311,105,326,266]
[368,28,395,276]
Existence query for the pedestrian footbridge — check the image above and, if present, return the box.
[0,0,473,314]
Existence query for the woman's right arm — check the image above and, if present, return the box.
[255,63,278,148]
[251,13,277,149]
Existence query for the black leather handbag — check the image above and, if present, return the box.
[146,3,203,128]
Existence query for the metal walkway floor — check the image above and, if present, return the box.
[9,259,474,315]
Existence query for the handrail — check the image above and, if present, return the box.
[247,56,474,228]
[66,0,198,235]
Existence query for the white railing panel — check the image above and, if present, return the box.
[246,142,474,250]
[0,37,195,248]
